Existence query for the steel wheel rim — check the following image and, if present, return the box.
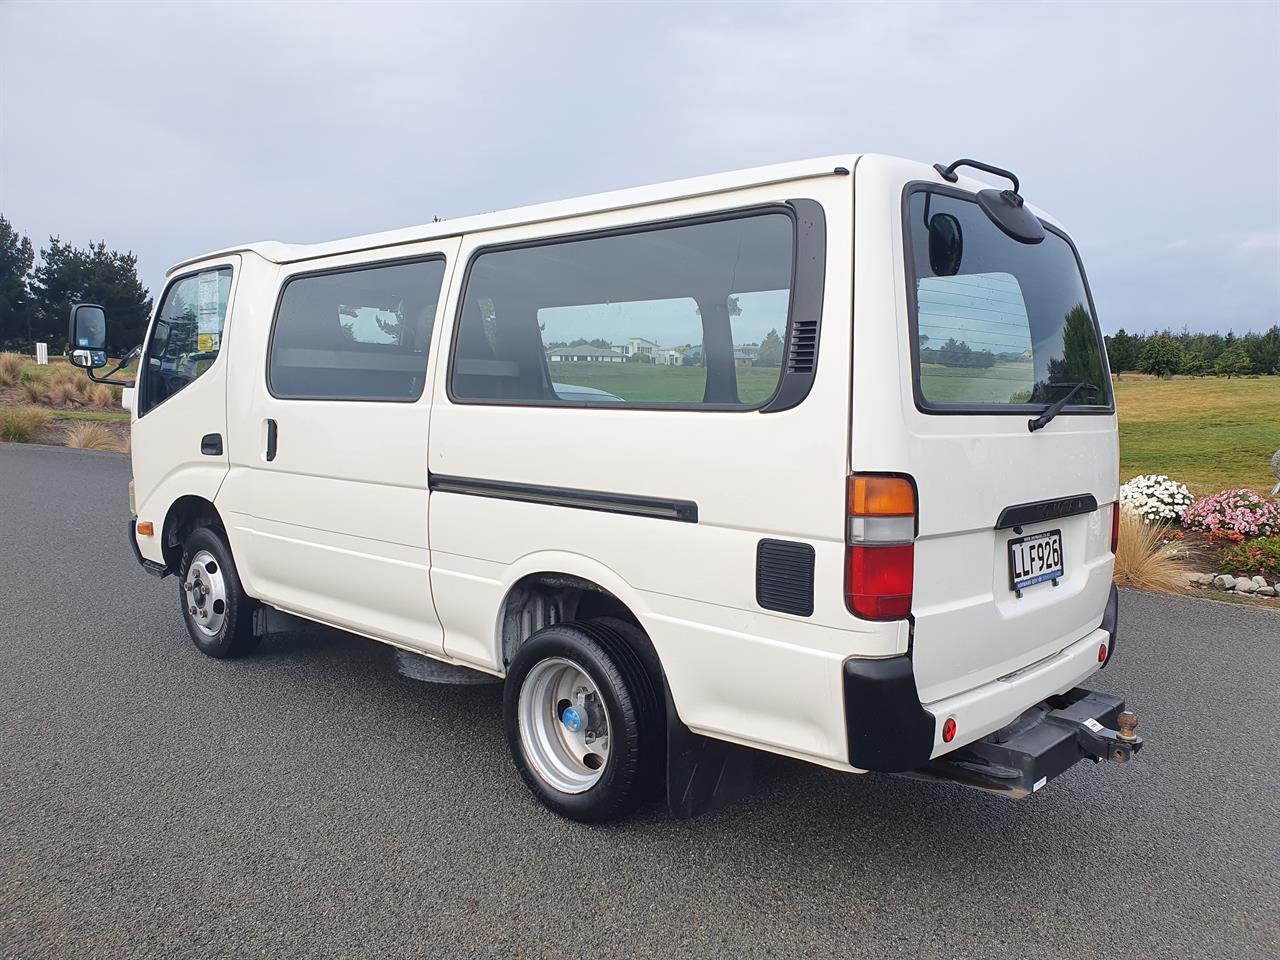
[517,657,611,794]
[183,549,228,638]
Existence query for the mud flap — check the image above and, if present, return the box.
[664,690,755,819]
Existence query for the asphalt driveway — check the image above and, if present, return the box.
[2,443,1276,959]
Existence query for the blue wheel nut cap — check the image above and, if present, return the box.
[561,706,582,733]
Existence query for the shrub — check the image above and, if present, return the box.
[1183,488,1280,541]
[1119,474,1195,524]
[1113,507,1190,593]
[89,384,117,408]
[0,406,52,443]
[65,421,118,450]
[0,352,26,386]
[20,379,45,403]
[1216,537,1280,580]
[49,379,82,405]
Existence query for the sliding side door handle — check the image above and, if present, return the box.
[265,419,278,461]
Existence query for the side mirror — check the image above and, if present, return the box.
[928,213,964,276]
[69,303,109,369]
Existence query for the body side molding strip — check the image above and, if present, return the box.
[428,474,699,523]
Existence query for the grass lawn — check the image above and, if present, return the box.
[548,362,782,404]
[918,360,1034,404]
[49,410,131,422]
[1115,375,1279,494]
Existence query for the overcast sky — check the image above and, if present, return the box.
[2,0,1277,335]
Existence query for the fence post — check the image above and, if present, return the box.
[35,342,48,365]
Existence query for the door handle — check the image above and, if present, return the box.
[200,433,223,456]
[265,419,278,461]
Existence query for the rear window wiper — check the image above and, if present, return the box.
[1028,381,1096,432]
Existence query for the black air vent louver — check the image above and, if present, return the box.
[786,316,819,374]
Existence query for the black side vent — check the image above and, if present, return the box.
[786,317,819,374]
[760,197,826,413]
[756,539,815,617]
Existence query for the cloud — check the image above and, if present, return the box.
[1,0,1276,334]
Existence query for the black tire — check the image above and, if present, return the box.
[177,526,260,659]
[504,620,662,822]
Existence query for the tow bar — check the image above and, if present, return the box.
[905,688,1144,798]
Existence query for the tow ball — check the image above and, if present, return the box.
[1102,710,1141,765]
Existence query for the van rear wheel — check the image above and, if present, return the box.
[504,621,660,822]
[178,526,259,659]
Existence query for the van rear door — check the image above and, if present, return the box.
[854,167,1118,706]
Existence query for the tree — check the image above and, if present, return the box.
[755,328,784,367]
[0,216,35,349]
[28,238,152,353]
[1181,351,1209,377]
[1137,334,1183,378]
[1104,328,1140,373]
[1213,343,1252,378]
[1242,327,1280,375]
[1053,304,1108,388]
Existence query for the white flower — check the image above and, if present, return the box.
[1119,474,1196,525]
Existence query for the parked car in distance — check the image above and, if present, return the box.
[71,154,1142,822]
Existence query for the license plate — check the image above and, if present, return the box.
[1007,529,1063,593]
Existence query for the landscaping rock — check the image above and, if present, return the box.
[1234,577,1257,594]
[1214,574,1236,590]
[1251,576,1269,589]
[1258,586,1277,597]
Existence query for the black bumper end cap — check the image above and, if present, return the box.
[128,519,169,578]
[843,655,935,773]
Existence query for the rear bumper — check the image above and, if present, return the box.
[908,687,1142,797]
[844,585,1120,772]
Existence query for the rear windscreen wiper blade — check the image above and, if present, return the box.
[1028,381,1095,432]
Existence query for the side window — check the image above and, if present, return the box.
[450,212,794,407]
[141,267,232,415]
[269,258,447,401]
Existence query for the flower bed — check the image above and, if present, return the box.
[1182,488,1280,542]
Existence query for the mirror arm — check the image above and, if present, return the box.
[88,345,141,387]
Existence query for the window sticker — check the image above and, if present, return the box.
[197,271,222,335]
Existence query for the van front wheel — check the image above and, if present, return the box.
[504,621,660,822]
[178,526,259,659]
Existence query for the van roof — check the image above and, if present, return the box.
[168,154,863,276]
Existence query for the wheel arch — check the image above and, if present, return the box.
[160,495,225,573]
[494,552,664,688]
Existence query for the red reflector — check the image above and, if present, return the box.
[1110,502,1120,554]
[846,543,914,620]
[942,717,957,743]
[1099,642,1108,663]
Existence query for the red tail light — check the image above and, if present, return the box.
[1110,501,1120,554]
[845,474,916,621]
[846,543,914,620]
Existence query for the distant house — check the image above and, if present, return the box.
[610,337,658,361]
[546,345,626,363]
[673,345,752,367]
[654,347,685,365]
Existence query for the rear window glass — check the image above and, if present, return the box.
[450,212,794,408]
[906,189,1111,410]
[270,258,446,401]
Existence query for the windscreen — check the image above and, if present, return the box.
[906,189,1111,410]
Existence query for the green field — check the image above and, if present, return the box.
[917,360,1034,404]
[549,362,781,404]
[1115,375,1279,494]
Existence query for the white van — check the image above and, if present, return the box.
[72,154,1143,822]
